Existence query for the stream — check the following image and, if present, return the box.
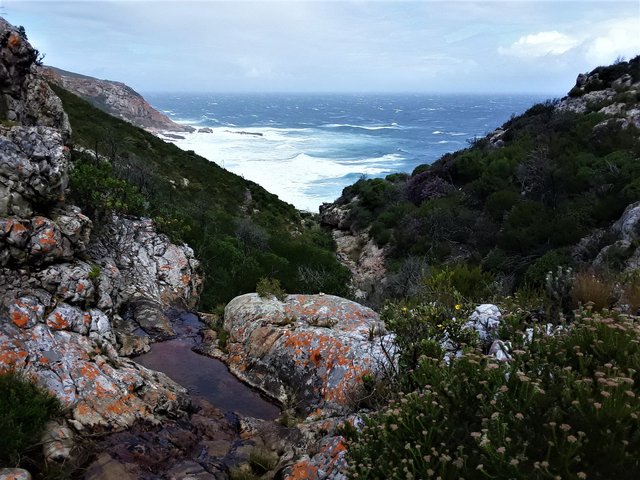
[134,311,280,420]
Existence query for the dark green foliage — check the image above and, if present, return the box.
[256,277,287,301]
[525,250,572,286]
[69,151,147,222]
[568,56,640,97]
[51,84,350,308]
[0,371,61,466]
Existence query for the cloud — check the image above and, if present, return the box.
[498,31,581,58]
[584,17,640,65]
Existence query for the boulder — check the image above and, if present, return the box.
[89,215,202,310]
[0,469,31,480]
[285,435,348,480]
[463,304,502,344]
[319,203,351,230]
[41,420,74,463]
[223,293,394,414]
[583,201,640,272]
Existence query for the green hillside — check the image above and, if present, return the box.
[50,84,350,309]
[328,56,640,301]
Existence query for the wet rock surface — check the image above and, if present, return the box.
[135,311,280,420]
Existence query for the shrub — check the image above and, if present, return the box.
[380,301,477,391]
[571,272,616,311]
[0,370,62,466]
[424,265,494,306]
[248,448,278,474]
[88,263,101,282]
[347,309,640,479]
[524,250,572,286]
[256,277,287,301]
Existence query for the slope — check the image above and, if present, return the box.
[322,56,640,300]
[50,83,350,309]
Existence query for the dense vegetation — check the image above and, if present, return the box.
[348,306,640,479]
[50,84,350,309]
[332,57,640,303]
[0,371,61,466]
[343,57,640,479]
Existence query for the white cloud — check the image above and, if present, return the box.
[585,17,640,65]
[498,31,581,58]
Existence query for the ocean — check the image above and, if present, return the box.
[145,93,548,212]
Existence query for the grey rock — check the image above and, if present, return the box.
[41,420,74,463]
[592,201,640,271]
[463,304,502,343]
[223,293,394,414]
[39,261,96,305]
[1,295,46,329]
[45,303,91,335]
[319,203,351,230]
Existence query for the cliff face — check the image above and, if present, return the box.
[0,19,202,431]
[38,65,192,133]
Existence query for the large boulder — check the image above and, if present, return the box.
[223,293,394,415]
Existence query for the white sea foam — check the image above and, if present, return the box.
[322,123,402,131]
[159,126,404,211]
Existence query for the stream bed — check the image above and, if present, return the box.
[134,311,280,420]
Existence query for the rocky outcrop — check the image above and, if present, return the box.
[39,65,192,133]
[0,18,201,433]
[573,201,640,272]
[223,293,394,415]
[551,57,640,128]
[0,469,31,480]
[0,19,70,137]
[320,202,388,304]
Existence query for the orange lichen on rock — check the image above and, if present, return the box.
[47,311,71,330]
[0,348,28,370]
[79,362,100,381]
[8,33,21,48]
[286,461,319,480]
[10,309,30,328]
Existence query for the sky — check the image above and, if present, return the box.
[2,0,639,94]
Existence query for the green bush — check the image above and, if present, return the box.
[424,265,494,306]
[0,370,62,466]
[524,250,572,286]
[347,309,640,479]
[380,300,476,391]
[256,277,287,301]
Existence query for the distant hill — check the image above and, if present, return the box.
[39,65,192,132]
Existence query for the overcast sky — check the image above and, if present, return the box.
[3,0,639,94]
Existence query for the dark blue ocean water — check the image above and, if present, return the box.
[146,93,547,211]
